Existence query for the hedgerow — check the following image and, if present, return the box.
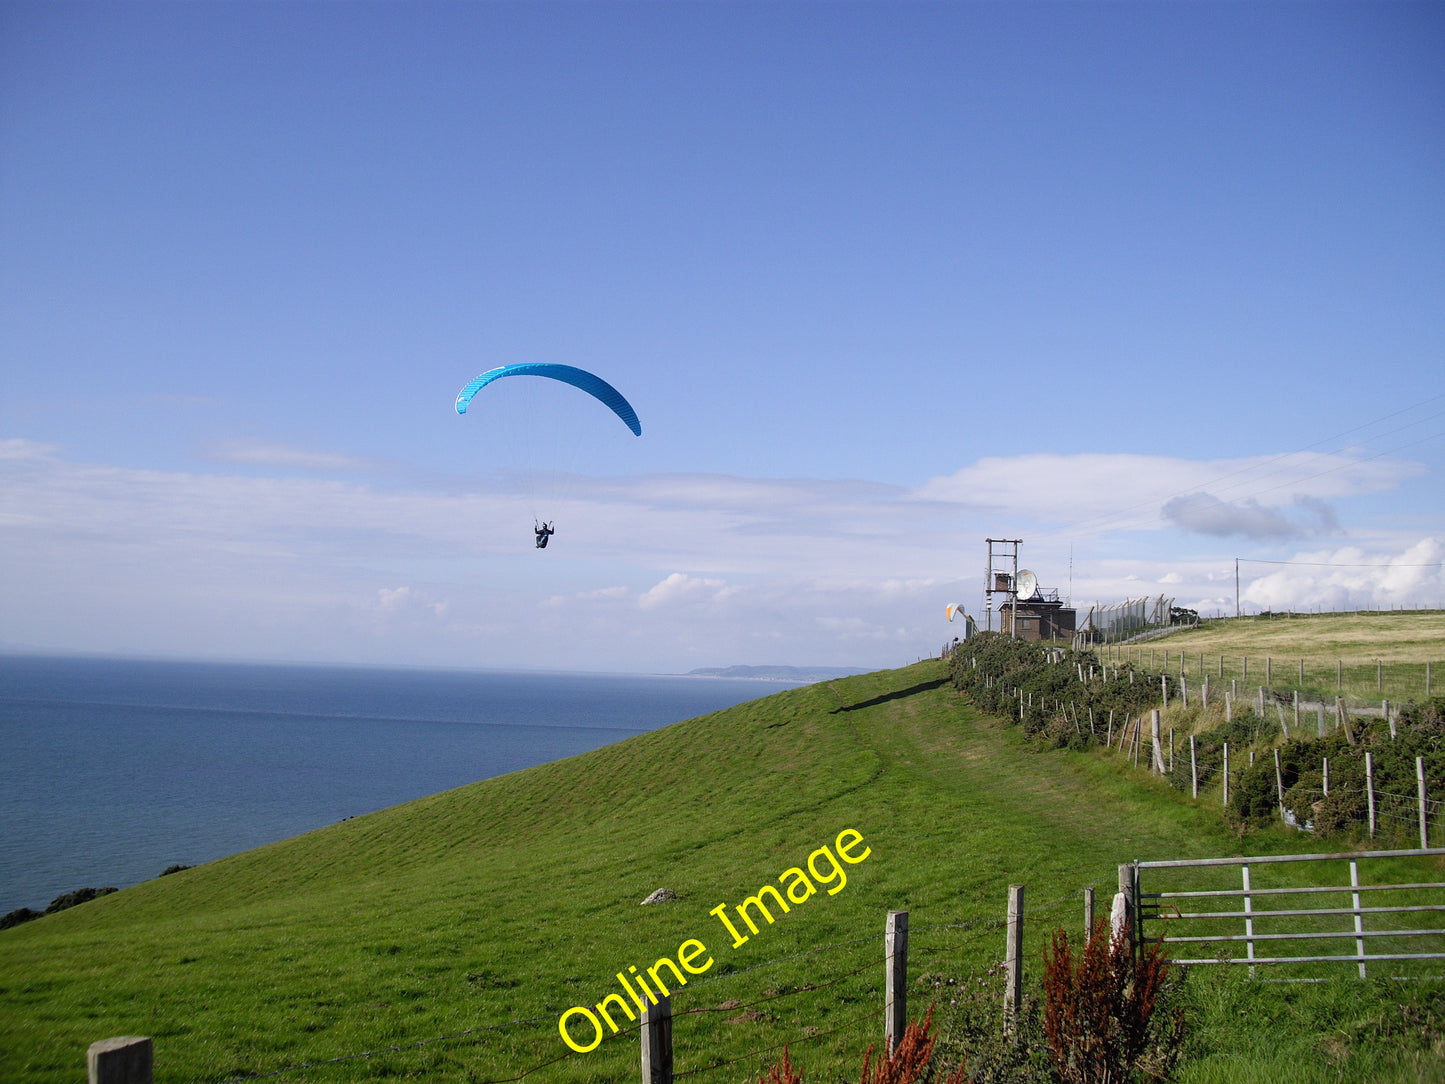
[949,633,1445,843]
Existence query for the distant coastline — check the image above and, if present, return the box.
[686,665,870,682]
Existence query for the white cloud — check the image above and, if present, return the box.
[914,452,1419,535]
[1161,493,1344,540]
[376,587,414,611]
[207,439,372,473]
[1,441,1438,670]
[1161,494,1302,539]
[0,439,58,460]
[638,572,728,610]
[1241,540,1445,613]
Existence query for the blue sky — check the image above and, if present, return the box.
[2,1,1443,672]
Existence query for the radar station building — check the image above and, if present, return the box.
[995,573,1076,642]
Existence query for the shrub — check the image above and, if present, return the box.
[0,907,41,931]
[1042,919,1184,1084]
[758,1043,802,1084]
[857,1005,967,1084]
[928,967,1052,1084]
[44,887,117,914]
[754,1007,968,1084]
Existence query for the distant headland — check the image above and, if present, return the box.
[685,665,870,682]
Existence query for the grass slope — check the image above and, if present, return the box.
[1121,612,1445,703]
[2,660,1440,1082]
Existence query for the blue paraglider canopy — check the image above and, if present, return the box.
[454,364,641,436]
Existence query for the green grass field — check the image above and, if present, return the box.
[1107,611,1445,703]
[3,651,1443,1082]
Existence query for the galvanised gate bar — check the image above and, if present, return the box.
[1129,848,1445,977]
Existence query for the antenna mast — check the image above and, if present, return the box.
[985,538,1023,639]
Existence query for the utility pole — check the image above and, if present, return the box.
[1235,557,1240,619]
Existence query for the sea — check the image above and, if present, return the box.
[0,655,784,915]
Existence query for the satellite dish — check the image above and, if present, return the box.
[1015,570,1039,601]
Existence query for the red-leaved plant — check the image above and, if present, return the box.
[756,1006,968,1084]
[1042,918,1182,1084]
[759,1043,803,1084]
[857,1005,968,1084]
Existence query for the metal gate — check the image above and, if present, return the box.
[1131,847,1445,977]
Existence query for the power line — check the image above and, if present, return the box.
[1050,393,1445,541]
[1239,557,1445,569]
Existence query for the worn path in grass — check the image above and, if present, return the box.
[1,660,1435,1083]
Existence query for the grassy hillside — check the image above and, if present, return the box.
[1111,612,1445,702]
[1160,611,1445,662]
[2,660,1441,1083]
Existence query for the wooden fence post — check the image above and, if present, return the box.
[1294,689,1299,734]
[1323,757,1329,797]
[1115,864,1135,955]
[1266,656,1272,686]
[886,910,909,1055]
[88,1038,151,1084]
[1243,656,1248,682]
[1190,735,1198,799]
[1004,887,1024,1034]
[640,995,672,1084]
[1151,711,1165,774]
[1337,697,1357,745]
[1225,691,1232,723]
[1223,743,1230,807]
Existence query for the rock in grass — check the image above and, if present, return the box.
[640,888,677,906]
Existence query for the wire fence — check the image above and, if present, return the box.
[202,891,1081,1084]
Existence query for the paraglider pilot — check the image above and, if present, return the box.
[534,521,555,549]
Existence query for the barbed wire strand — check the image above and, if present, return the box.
[673,1004,883,1080]
[217,891,1087,1083]
[218,1009,559,1084]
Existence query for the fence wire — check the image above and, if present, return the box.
[673,1004,883,1080]
[215,888,1092,1084]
